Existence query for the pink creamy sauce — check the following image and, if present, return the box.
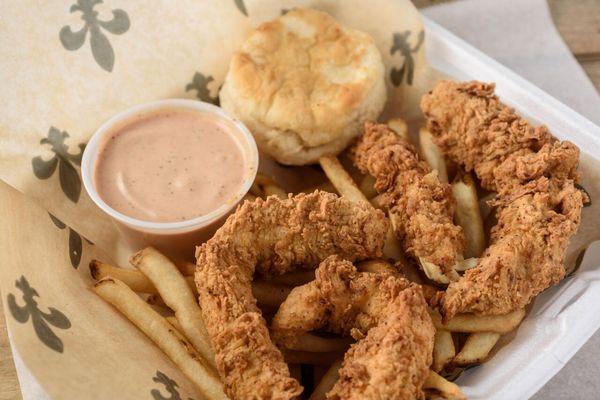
[94,109,246,223]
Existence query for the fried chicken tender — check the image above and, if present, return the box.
[421,81,584,319]
[350,121,465,275]
[420,81,580,193]
[195,192,388,400]
[272,256,434,400]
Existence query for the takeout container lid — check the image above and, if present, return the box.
[81,99,259,234]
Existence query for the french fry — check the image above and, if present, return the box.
[166,315,183,333]
[454,257,478,272]
[382,227,404,261]
[286,334,353,353]
[387,118,409,141]
[452,172,486,258]
[268,269,315,286]
[301,181,337,195]
[131,248,215,368]
[369,194,385,210]
[93,278,226,400]
[90,260,199,296]
[251,173,287,199]
[424,370,465,400]
[176,261,197,276]
[283,349,344,366]
[453,332,500,366]
[420,258,458,285]
[430,308,526,334]
[419,127,448,183]
[357,259,399,275]
[359,175,378,199]
[319,155,370,205]
[432,330,455,372]
[252,280,292,308]
[90,260,156,293]
[309,358,343,400]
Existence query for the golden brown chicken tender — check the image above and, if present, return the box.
[350,121,465,276]
[272,256,434,400]
[421,80,585,319]
[195,191,388,400]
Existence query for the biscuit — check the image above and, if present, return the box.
[220,8,386,165]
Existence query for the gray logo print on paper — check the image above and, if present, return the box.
[234,0,248,16]
[7,276,71,353]
[48,213,85,268]
[32,127,85,203]
[59,0,130,72]
[186,72,220,105]
[390,30,424,86]
[151,370,195,400]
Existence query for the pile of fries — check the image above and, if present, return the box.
[90,119,528,399]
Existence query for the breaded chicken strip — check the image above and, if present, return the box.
[443,178,583,317]
[350,121,465,276]
[420,81,580,194]
[272,256,434,400]
[195,192,388,400]
[421,81,584,319]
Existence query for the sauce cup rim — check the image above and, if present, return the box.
[81,99,258,233]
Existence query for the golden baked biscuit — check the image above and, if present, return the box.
[220,8,386,165]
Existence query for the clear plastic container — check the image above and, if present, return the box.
[81,99,259,261]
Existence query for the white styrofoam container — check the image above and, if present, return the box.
[424,17,600,400]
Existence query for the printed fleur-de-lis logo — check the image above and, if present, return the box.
[151,370,195,400]
[48,213,86,268]
[390,30,424,86]
[186,72,220,105]
[59,0,130,72]
[234,0,248,16]
[7,276,71,354]
[32,127,86,203]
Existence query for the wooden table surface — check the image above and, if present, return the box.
[1,1,598,399]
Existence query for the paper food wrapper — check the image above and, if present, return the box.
[0,1,598,399]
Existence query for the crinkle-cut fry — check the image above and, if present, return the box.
[452,172,486,258]
[454,332,500,366]
[93,278,227,400]
[419,127,449,183]
[387,118,409,141]
[424,370,466,400]
[90,260,198,296]
[131,248,215,368]
[356,259,399,275]
[285,334,353,353]
[283,349,344,366]
[430,308,526,334]
[432,330,455,372]
[309,358,343,400]
[90,260,156,293]
[267,269,316,286]
[359,175,378,199]
[319,155,370,205]
[251,280,292,308]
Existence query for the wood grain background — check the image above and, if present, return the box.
[1,1,598,399]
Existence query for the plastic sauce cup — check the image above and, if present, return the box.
[81,99,258,261]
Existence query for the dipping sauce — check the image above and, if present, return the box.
[94,109,246,222]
